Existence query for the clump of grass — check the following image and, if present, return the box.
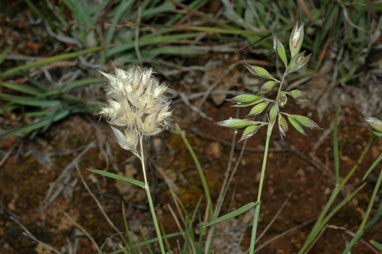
[84,22,381,254]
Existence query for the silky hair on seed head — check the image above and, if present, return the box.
[100,65,171,153]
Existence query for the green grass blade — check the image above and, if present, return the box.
[300,184,365,253]
[0,104,18,115]
[166,0,207,25]
[370,240,382,251]
[0,93,60,107]
[41,106,60,132]
[139,226,154,254]
[109,232,182,254]
[0,81,44,96]
[183,25,265,36]
[204,202,258,228]
[25,110,50,117]
[22,74,49,92]
[364,201,382,230]
[333,101,340,184]
[177,128,213,220]
[107,33,200,57]
[183,197,202,253]
[105,0,135,50]
[122,203,137,254]
[0,46,102,79]
[160,225,171,254]
[0,109,69,137]
[60,78,104,92]
[0,46,11,65]
[87,168,145,188]
[343,168,382,253]
[362,154,382,181]
[141,1,175,18]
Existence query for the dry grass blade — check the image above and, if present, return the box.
[10,216,63,254]
[40,142,96,211]
[62,212,101,253]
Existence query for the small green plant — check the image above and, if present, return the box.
[218,22,318,253]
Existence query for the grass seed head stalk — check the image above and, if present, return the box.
[100,65,171,254]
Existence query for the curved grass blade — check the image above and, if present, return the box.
[0,81,44,96]
[343,169,382,253]
[107,33,200,57]
[204,202,258,228]
[109,232,182,254]
[363,154,382,181]
[60,78,104,92]
[0,46,102,79]
[0,93,60,107]
[0,109,69,138]
[370,240,382,251]
[87,168,145,188]
[122,203,137,254]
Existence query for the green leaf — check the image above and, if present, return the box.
[248,101,269,116]
[239,125,262,142]
[279,91,287,107]
[87,168,145,188]
[272,33,287,66]
[288,115,305,135]
[233,98,265,108]
[259,81,276,94]
[269,104,278,123]
[366,117,382,133]
[231,94,262,103]
[289,89,309,102]
[244,63,275,80]
[291,115,319,129]
[288,51,311,72]
[204,202,258,228]
[217,118,253,129]
[278,114,288,137]
[289,22,304,58]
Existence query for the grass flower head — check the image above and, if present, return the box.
[100,66,171,153]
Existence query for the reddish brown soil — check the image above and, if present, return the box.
[1,98,381,253]
[0,7,381,254]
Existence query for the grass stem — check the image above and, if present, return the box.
[249,123,272,253]
[139,136,165,254]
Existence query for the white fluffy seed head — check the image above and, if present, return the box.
[100,66,172,152]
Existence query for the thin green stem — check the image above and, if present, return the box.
[276,71,288,99]
[249,123,273,253]
[249,70,287,254]
[139,136,165,254]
